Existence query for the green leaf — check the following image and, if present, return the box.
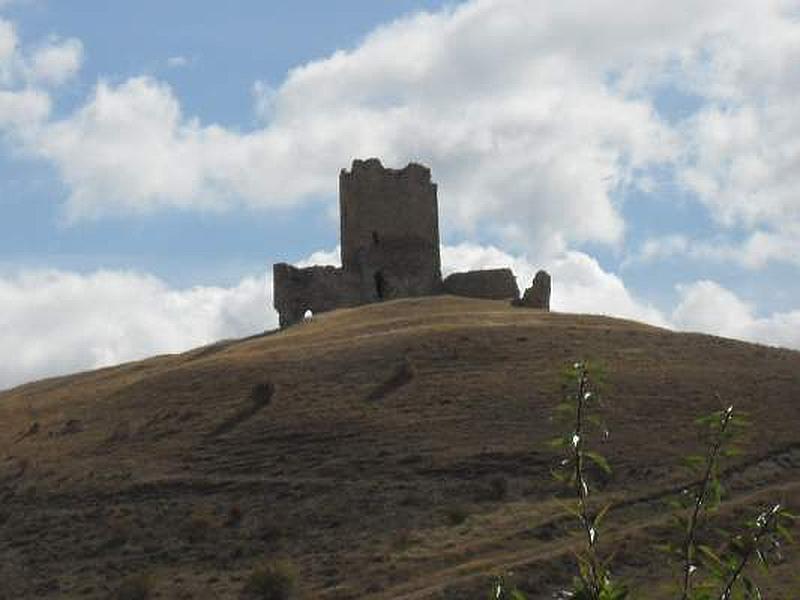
[698,544,725,568]
[720,447,743,458]
[655,543,683,558]
[706,477,723,511]
[585,451,612,475]
[694,412,720,426]
[555,498,581,518]
[554,402,576,416]
[682,454,707,472]
[593,502,613,530]
[586,413,604,428]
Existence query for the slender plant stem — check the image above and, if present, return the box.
[574,365,601,598]
[680,406,733,600]
[718,504,780,600]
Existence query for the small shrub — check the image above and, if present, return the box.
[488,476,508,501]
[258,520,286,545]
[392,529,420,551]
[226,504,243,527]
[182,512,213,544]
[243,559,297,600]
[103,517,130,550]
[444,504,469,526]
[112,574,152,600]
[250,382,275,407]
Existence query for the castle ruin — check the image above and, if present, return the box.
[273,158,550,327]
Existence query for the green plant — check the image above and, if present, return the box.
[713,502,795,599]
[244,559,297,600]
[659,404,796,599]
[549,361,625,599]
[668,404,745,599]
[490,361,795,600]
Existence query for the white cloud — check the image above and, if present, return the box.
[672,280,800,349]
[629,227,800,269]
[0,18,16,65]
[0,19,82,88]
[0,20,80,137]
[252,80,276,122]
[0,17,19,86]
[28,37,83,85]
[295,246,341,268]
[35,77,225,218]
[0,87,50,128]
[672,4,800,254]
[0,270,274,390]
[627,234,690,265]
[672,281,753,337]
[167,55,189,68]
[680,102,800,230]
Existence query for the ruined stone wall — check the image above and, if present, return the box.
[514,270,551,310]
[339,159,442,300]
[272,263,361,328]
[442,268,520,301]
[272,158,550,328]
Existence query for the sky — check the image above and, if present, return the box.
[0,0,799,390]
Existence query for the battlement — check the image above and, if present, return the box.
[340,158,433,185]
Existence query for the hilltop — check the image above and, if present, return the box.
[1,296,798,598]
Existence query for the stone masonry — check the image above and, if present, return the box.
[340,158,442,300]
[273,158,550,327]
[514,270,552,310]
[442,268,519,300]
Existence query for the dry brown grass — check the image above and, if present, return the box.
[0,296,798,598]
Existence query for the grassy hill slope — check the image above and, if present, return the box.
[1,296,798,599]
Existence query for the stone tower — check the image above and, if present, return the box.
[339,158,442,301]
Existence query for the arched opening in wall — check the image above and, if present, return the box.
[372,231,380,245]
[303,309,314,322]
[374,271,385,300]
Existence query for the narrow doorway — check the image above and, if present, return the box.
[374,271,385,300]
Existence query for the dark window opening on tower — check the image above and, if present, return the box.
[374,271,385,300]
[372,231,380,245]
